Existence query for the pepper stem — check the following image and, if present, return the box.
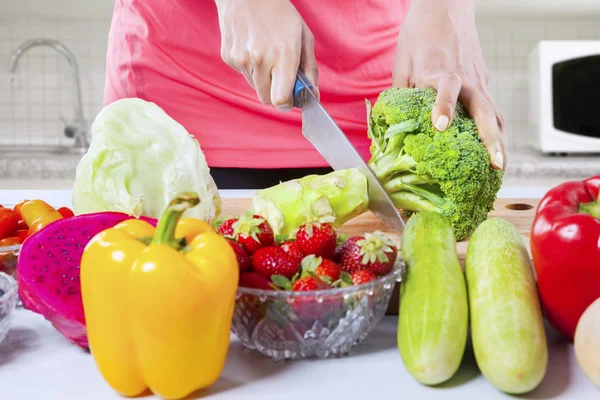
[150,192,200,248]
[580,196,600,220]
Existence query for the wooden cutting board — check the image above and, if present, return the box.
[220,197,540,262]
[221,197,540,315]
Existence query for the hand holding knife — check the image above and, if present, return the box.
[292,70,405,232]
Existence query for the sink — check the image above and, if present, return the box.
[0,145,83,180]
[0,145,87,158]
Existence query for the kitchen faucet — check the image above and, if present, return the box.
[9,38,89,152]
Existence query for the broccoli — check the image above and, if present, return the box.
[366,87,503,241]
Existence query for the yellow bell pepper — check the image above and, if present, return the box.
[80,192,238,400]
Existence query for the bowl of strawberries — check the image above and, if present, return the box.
[217,214,404,360]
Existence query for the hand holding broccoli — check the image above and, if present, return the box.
[215,0,319,111]
[391,0,506,171]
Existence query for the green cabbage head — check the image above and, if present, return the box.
[72,98,221,223]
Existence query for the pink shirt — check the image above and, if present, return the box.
[104,0,411,169]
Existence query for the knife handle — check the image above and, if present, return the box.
[293,69,313,108]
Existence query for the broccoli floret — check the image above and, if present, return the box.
[366,87,503,241]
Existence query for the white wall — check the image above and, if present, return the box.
[0,2,599,149]
[0,17,109,146]
[477,16,600,149]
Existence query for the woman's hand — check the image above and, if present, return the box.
[215,0,319,111]
[392,0,506,170]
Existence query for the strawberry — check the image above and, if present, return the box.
[279,241,305,267]
[338,231,398,275]
[315,259,342,282]
[351,269,377,285]
[289,276,341,321]
[296,222,337,259]
[217,213,274,255]
[292,276,329,291]
[238,272,271,331]
[239,272,274,290]
[337,237,363,274]
[226,238,251,272]
[300,254,341,283]
[252,246,299,279]
[216,218,236,237]
[333,243,347,263]
[332,233,350,263]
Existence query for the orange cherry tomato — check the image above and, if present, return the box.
[0,208,18,240]
[57,207,75,219]
[15,229,29,241]
[27,214,61,236]
[0,236,23,247]
[13,200,29,220]
[20,200,62,227]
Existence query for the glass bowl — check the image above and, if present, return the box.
[0,272,18,344]
[0,245,22,308]
[231,260,405,360]
[0,244,22,278]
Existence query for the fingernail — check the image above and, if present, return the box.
[494,151,504,170]
[435,115,449,131]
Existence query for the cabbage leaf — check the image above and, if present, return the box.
[72,98,221,223]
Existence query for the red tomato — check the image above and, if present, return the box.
[0,236,23,246]
[57,207,75,219]
[0,208,18,240]
[13,200,29,220]
[15,229,29,241]
[17,219,27,230]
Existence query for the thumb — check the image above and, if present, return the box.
[299,25,320,100]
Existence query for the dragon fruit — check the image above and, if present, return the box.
[16,212,157,348]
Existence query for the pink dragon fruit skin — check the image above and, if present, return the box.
[17,212,157,349]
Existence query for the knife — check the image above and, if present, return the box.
[293,69,405,232]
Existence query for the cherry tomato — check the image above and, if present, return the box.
[0,236,23,247]
[16,219,27,230]
[15,229,29,241]
[0,208,18,240]
[27,214,60,236]
[13,200,29,220]
[20,200,62,227]
[57,207,75,219]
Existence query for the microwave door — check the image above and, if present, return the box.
[553,55,600,140]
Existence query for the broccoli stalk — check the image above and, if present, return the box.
[250,88,502,242]
[251,168,369,237]
[366,87,503,241]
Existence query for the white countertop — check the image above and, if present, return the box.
[2,187,598,399]
[2,310,598,400]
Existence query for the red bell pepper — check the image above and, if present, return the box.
[530,175,600,340]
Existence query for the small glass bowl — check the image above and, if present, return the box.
[231,260,404,360]
[0,272,18,344]
[0,244,22,279]
[0,245,22,308]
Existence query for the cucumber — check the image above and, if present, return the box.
[465,218,548,394]
[398,211,469,385]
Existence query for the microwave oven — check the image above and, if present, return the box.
[528,40,600,154]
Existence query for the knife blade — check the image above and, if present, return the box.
[293,70,405,232]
